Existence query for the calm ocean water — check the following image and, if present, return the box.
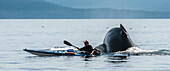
[0,19,170,71]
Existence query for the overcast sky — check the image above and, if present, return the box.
[45,0,170,11]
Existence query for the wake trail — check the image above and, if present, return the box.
[115,47,170,56]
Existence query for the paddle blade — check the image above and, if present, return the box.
[63,40,73,46]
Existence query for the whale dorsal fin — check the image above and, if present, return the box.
[120,24,127,32]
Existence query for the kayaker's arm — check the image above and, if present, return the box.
[75,47,80,50]
[90,50,95,55]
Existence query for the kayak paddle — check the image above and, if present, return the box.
[63,40,79,49]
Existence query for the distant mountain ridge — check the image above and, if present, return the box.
[0,0,170,19]
[45,0,170,12]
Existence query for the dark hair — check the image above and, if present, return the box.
[83,40,89,44]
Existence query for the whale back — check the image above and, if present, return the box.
[103,24,135,53]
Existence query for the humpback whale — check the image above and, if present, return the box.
[96,24,136,53]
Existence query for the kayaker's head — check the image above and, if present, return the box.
[83,40,89,46]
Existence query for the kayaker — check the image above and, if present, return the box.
[76,40,94,55]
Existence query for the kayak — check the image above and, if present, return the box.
[23,47,129,57]
[23,48,93,56]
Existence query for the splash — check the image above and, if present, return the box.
[115,47,170,56]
